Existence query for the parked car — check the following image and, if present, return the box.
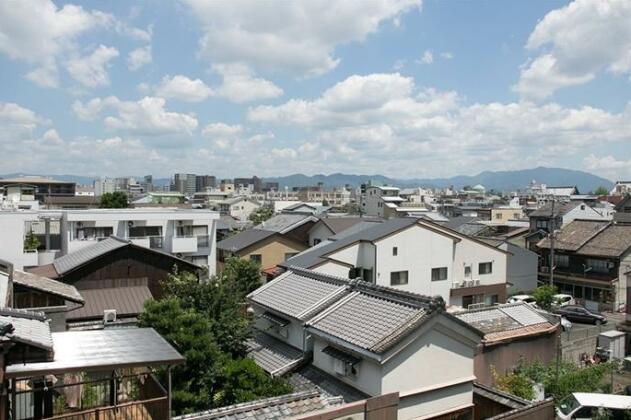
[553,305,607,325]
[557,392,631,419]
[507,295,537,306]
[553,293,575,307]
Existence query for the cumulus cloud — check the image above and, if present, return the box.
[66,45,119,87]
[202,122,243,137]
[514,0,631,99]
[419,50,433,64]
[72,96,198,136]
[213,64,283,103]
[182,0,420,77]
[154,75,213,102]
[584,154,631,180]
[0,0,149,88]
[248,72,631,177]
[127,45,152,71]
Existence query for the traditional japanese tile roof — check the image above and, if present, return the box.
[13,270,84,304]
[528,201,580,218]
[246,330,305,377]
[173,390,343,420]
[305,282,446,356]
[288,365,369,403]
[0,307,53,351]
[453,302,556,345]
[537,220,631,257]
[247,267,349,320]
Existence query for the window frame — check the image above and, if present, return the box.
[431,267,448,281]
[390,270,409,286]
[478,262,493,275]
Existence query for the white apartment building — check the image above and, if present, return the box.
[360,185,404,218]
[0,209,219,273]
[286,217,509,308]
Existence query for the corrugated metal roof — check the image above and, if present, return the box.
[67,286,152,320]
[53,237,129,275]
[13,270,84,304]
[5,328,184,378]
[454,302,554,338]
[247,269,348,320]
[246,330,304,376]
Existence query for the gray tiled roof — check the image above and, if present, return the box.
[453,302,550,334]
[66,286,152,320]
[53,237,129,275]
[528,201,580,217]
[537,220,631,256]
[0,307,52,351]
[246,330,305,376]
[173,390,343,420]
[306,289,429,354]
[288,365,369,403]
[255,213,315,233]
[217,229,276,252]
[247,268,349,320]
[13,270,84,304]
[285,217,418,269]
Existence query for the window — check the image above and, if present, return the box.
[392,247,398,256]
[586,258,609,273]
[462,294,483,308]
[285,252,298,261]
[431,267,448,281]
[535,220,548,230]
[495,213,502,220]
[485,294,499,305]
[129,226,162,238]
[554,254,569,268]
[250,254,262,264]
[390,271,408,285]
[464,265,472,279]
[479,262,493,275]
[313,238,321,245]
[75,227,113,240]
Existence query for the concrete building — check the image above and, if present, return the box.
[216,196,261,221]
[286,217,509,308]
[0,176,75,204]
[0,208,219,272]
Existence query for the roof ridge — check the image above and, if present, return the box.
[0,307,47,321]
[285,265,351,286]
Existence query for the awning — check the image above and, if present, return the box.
[6,328,184,378]
[261,311,290,327]
[246,330,305,377]
[322,346,361,365]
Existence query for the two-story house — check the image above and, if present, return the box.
[537,220,631,311]
[246,267,483,419]
[215,196,261,221]
[286,217,509,308]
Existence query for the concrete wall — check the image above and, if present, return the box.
[397,382,473,420]
[0,212,41,270]
[502,242,538,294]
[239,235,308,270]
[251,306,305,350]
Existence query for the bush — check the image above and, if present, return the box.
[533,284,558,311]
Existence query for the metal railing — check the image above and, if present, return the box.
[10,372,167,420]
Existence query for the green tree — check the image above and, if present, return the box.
[99,191,128,208]
[322,198,330,207]
[492,366,535,400]
[533,284,558,311]
[221,257,263,299]
[23,230,41,251]
[248,207,273,225]
[593,186,609,196]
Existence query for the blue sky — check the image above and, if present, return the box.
[1,0,630,180]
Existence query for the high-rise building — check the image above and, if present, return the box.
[195,175,216,192]
[94,177,116,196]
[142,175,154,193]
[173,173,197,195]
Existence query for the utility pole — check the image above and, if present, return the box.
[549,198,555,286]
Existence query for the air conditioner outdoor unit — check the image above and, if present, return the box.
[467,280,475,287]
[475,280,481,286]
[103,309,117,324]
[128,221,134,227]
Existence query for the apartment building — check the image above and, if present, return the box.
[0,208,219,272]
[360,185,404,218]
[245,267,483,419]
[0,176,75,205]
[286,217,508,308]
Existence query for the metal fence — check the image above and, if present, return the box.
[10,372,167,420]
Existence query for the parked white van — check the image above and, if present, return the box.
[557,392,631,419]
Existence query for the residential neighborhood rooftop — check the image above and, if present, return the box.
[537,220,631,256]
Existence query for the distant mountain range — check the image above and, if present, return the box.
[0,167,614,193]
[264,167,614,193]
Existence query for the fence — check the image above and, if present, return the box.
[10,372,167,420]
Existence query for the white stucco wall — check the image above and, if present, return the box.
[452,236,507,287]
[252,306,305,350]
[0,212,41,269]
[308,223,334,247]
[314,260,352,278]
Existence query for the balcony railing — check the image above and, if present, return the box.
[196,235,209,248]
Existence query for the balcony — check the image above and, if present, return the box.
[22,249,39,267]
[196,235,209,248]
[130,236,164,250]
[171,236,198,253]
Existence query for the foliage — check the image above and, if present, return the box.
[533,284,558,311]
[23,230,41,251]
[593,186,609,196]
[493,359,614,405]
[248,206,273,225]
[322,198,330,207]
[340,202,361,215]
[139,259,291,415]
[99,191,128,208]
[492,366,535,400]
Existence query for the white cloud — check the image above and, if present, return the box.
[183,0,421,77]
[440,52,454,59]
[419,50,433,64]
[0,102,49,144]
[66,45,119,87]
[154,75,213,102]
[72,96,198,136]
[0,0,149,88]
[584,154,631,180]
[248,72,631,178]
[514,0,631,99]
[127,45,152,71]
[213,64,283,103]
[202,122,243,137]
